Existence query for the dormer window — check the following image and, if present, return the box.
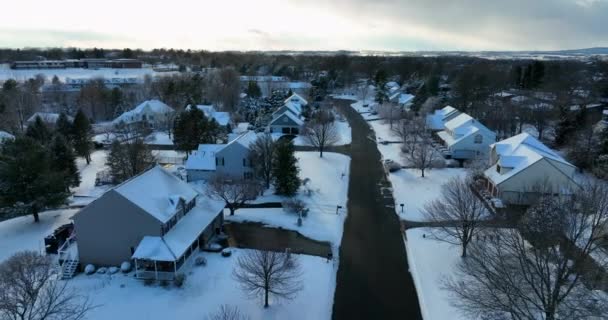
[474,135,483,144]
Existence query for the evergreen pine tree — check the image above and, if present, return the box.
[246,81,262,98]
[25,116,50,143]
[554,106,576,146]
[0,137,69,222]
[272,141,300,196]
[72,109,93,164]
[55,113,73,142]
[49,134,81,190]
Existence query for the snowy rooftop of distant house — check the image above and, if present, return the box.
[186,104,231,126]
[284,93,308,106]
[493,91,514,98]
[114,166,198,223]
[270,110,305,126]
[234,122,250,134]
[185,131,258,171]
[132,196,225,261]
[26,112,67,124]
[569,103,603,111]
[399,93,415,105]
[0,130,15,140]
[113,100,173,124]
[484,133,576,185]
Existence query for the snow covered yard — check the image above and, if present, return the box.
[227,152,350,247]
[146,131,174,145]
[369,120,401,143]
[0,209,77,262]
[405,228,468,320]
[71,150,112,205]
[389,168,467,221]
[292,118,352,146]
[64,249,334,320]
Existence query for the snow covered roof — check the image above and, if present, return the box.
[113,100,173,124]
[484,133,576,185]
[26,112,67,124]
[226,131,258,149]
[234,122,250,134]
[185,144,226,171]
[399,93,415,105]
[132,197,224,261]
[425,106,461,130]
[438,112,494,147]
[444,113,474,132]
[186,104,231,126]
[0,130,15,141]
[269,111,305,126]
[284,93,308,106]
[114,166,198,223]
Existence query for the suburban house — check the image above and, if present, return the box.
[268,93,307,135]
[113,100,174,129]
[26,112,72,127]
[390,92,415,109]
[426,106,461,130]
[186,104,231,128]
[482,133,578,205]
[185,131,258,182]
[436,112,496,160]
[73,166,224,280]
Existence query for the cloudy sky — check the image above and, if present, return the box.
[1,0,607,51]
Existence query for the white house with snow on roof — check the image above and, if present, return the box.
[268,93,307,135]
[426,106,461,130]
[483,133,578,205]
[73,166,225,280]
[436,112,496,160]
[113,100,174,129]
[185,131,258,182]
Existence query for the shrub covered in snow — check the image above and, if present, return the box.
[96,267,107,274]
[221,249,232,257]
[174,273,186,288]
[195,256,207,266]
[282,198,306,214]
[205,243,223,252]
[120,261,132,273]
[84,264,96,275]
[108,267,119,274]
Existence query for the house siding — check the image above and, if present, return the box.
[215,143,254,179]
[73,190,162,266]
[497,159,578,204]
[449,129,496,160]
[269,114,302,134]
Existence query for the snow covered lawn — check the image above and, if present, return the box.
[71,150,111,205]
[369,120,401,143]
[0,209,77,262]
[388,168,467,221]
[146,131,174,145]
[405,228,467,320]
[227,152,350,248]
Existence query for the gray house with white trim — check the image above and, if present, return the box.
[185,131,258,182]
[73,166,224,279]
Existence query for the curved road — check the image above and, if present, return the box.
[332,99,422,320]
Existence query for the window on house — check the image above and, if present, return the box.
[243,158,247,167]
[215,158,218,166]
[474,135,483,144]
[222,158,225,166]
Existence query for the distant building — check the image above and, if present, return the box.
[10,59,143,70]
[26,112,72,127]
[113,100,174,129]
[185,131,258,182]
[268,93,307,135]
[185,105,231,127]
[436,112,496,160]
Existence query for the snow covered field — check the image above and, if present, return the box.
[405,228,467,320]
[146,132,174,145]
[226,151,350,247]
[292,118,352,146]
[0,64,171,82]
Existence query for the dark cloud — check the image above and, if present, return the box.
[288,0,608,50]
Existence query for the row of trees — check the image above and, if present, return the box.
[0,111,93,222]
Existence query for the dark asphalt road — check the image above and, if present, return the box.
[331,99,422,320]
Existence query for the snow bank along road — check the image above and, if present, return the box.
[331,98,422,320]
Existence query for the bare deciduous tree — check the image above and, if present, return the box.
[403,131,437,178]
[206,175,260,215]
[444,182,608,320]
[250,133,276,189]
[0,251,94,320]
[233,250,303,308]
[206,305,249,320]
[422,177,489,257]
[377,103,401,129]
[303,110,339,158]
